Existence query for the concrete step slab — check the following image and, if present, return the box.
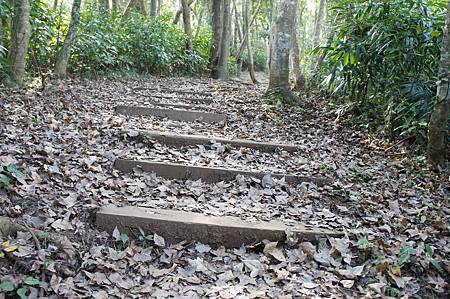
[123,129,299,153]
[96,205,343,247]
[115,106,226,123]
[113,159,332,186]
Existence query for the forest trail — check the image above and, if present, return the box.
[0,77,448,298]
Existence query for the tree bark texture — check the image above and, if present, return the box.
[292,2,304,90]
[217,0,231,80]
[428,0,450,166]
[244,0,257,83]
[267,0,296,100]
[181,0,193,50]
[123,0,147,17]
[9,0,31,86]
[173,0,194,24]
[210,0,222,79]
[139,0,148,16]
[55,0,82,77]
[235,0,261,68]
[123,0,137,17]
[195,6,205,39]
[112,0,119,11]
[99,0,109,11]
[150,0,158,16]
[313,0,325,47]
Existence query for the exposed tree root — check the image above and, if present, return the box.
[0,216,63,244]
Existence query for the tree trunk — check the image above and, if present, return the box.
[217,0,231,80]
[123,0,148,17]
[267,0,277,71]
[266,0,296,102]
[0,18,3,51]
[55,0,82,77]
[99,0,109,11]
[233,0,242,77]
[150,0,158,16]
[195,6,205,39]
[292,2,304,90]
[9,0,31,86]
[181,0,193,51]
[112,0,119,11]
[244,0,257,84]
[313,0,325,47]
[123,0,137,17]
[210,0,222,79]
[428,1,450,166]
[53,0,59,10]
[173,0,194,24]
[235,0,261,77]
[139,0,148,16]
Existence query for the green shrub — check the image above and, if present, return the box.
[29,0,66,74]
[71,11,208,74]
[318,0,447,139]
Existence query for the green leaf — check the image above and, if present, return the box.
[399,246,416,265]
[0,281,14,292]
[431,260,442,272]
[425,244,433,257]
[6,164,18,174]
[23,277,39,286]
[0,173,10,188]
[17,287,28,299]
[357,237,371,248]
[120,233,129,244]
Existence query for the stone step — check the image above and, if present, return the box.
[115,106,226,123]
[140,94,213,104]
[114,159,332,186]
[122,129,299,153]
[96,205,343,247]
[135,87,213,97]
[146,102,210,110]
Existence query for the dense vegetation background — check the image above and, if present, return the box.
[0,0,448,162]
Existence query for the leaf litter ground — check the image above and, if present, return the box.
[0,76,448,298]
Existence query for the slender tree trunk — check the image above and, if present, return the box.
[234,0,242,77]
[139,0,148,16]
[123,0,137,17]
[9,0,31,86]
[313,0,325,47]
[55,0,82,77]
[235,0,261,77]
[244,0,257,83]
[53,0,59,10]
[99,0,109,11]
[292,2,304,90]
[181,0,193,50]
[266,0,296,102]
[0,19,3,51]
[428,1,450,166]
[267,0,277,71]
[195,6,205,39]
[112,0,119,11]
[210,0,222,78]
[217,0,231,80]
[150,0,158,16]
[173,0,194,24]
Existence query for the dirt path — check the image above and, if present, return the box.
[0,76,448,298]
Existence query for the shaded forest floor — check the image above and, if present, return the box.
[0,76,448,298]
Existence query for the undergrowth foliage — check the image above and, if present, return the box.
[317,0,447,140]
[71,11,209,74]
